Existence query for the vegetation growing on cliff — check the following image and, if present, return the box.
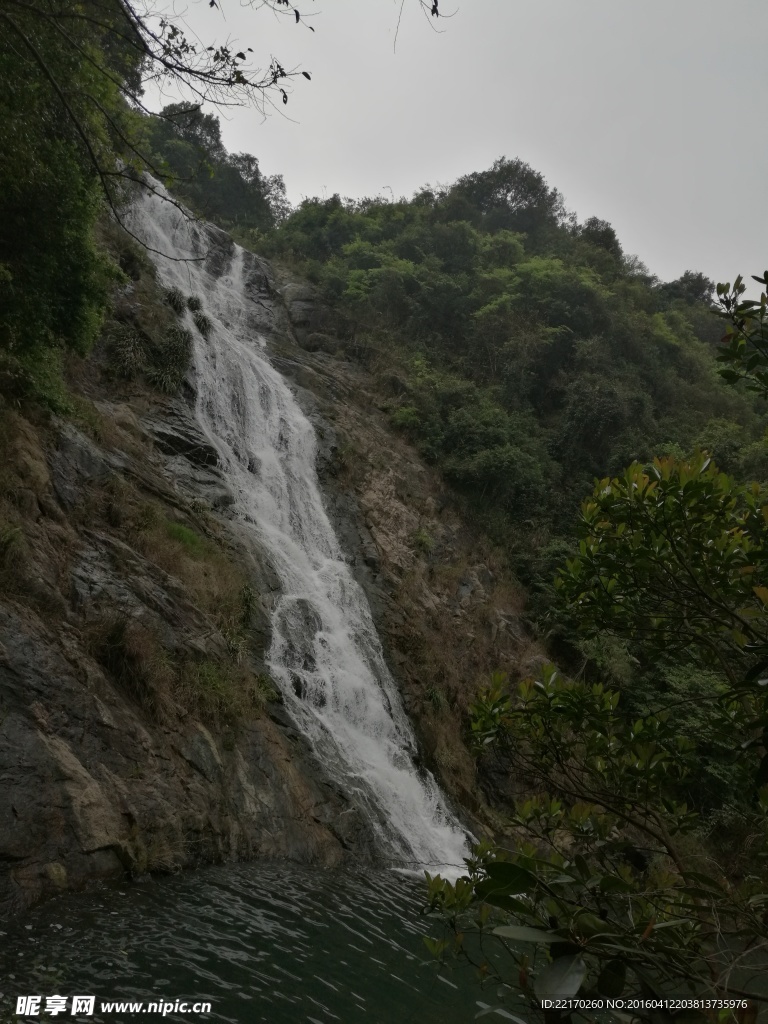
[3,1,768,1008]
[259,170,768,1008]
[0,0,365,407]
[141,102,289,235]
[261,161,766,578]
[420,285,768,1013]
[0,1,128,405]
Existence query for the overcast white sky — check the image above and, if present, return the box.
[156,0,767,286]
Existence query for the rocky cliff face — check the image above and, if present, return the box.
[0,386,384,917]
[269,280,545,819]
[0,226,537,917]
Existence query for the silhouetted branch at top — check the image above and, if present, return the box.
[6,0,316,106]
[1,0,327,254]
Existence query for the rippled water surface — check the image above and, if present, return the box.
[0,864,500,1023]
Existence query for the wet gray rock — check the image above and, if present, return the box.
[143,414,219,468]
[0,592,364,917]
[281,281,316,327]
[51,424,118,508]
[299,333,339,355]
[202,226,236,279]
[0,325,384,917]
[141,401,235,509]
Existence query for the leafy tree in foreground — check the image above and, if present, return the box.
[715,273,768,399]
[429,663,768,1017]
[554,453,768,686]
[426,444,768,1019]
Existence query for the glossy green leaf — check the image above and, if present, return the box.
[534,954,587,1000]
[481,862,538,894]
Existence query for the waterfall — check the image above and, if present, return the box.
[128,183,469,872]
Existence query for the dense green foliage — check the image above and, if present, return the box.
[0,0,302,406]
[557,454,768,681]
[143,102,289,235]
[427,451,768,1015]
[427,279,768,1011]
[715,272,768,397]
[0,1,133,403]
[263,162,767,592]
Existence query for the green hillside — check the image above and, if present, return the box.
[261,159,768,591]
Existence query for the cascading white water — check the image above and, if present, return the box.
[128,183,469,872]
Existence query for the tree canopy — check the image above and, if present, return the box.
[143,102,289,233]
[263,167,768,597]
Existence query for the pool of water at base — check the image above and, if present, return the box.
[0,862,514,1024]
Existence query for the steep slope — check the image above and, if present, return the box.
[0,207,533,915]
[0,230,359,916]
[0,383,384,916]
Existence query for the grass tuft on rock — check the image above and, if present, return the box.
[145,325,192,393]
[164,520,205,554]
[165,286,186,314]
[87,615,175,722]
[145,366,179,394]
[110,324,146,379]
[192,310,213,338]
